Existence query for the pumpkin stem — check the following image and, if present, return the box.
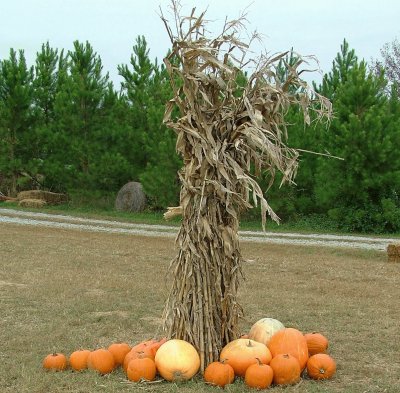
[247,340,253,347]
[255,357,263,366]
[220,358,229,364]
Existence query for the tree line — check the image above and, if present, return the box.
[0,37,399,233]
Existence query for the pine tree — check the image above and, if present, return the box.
[0,49,34,195]
[119,36,181,208]
[314,43,400,232]
[53,40,110,190]
[32,42,62,189]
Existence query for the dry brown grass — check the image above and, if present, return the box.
[0,223,399,392]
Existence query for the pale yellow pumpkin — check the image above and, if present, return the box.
[155,339,200,381]
[249,318,285,346]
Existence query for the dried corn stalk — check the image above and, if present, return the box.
[160,1,331,371]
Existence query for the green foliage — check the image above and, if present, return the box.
[0,49,34,195]
[1,37,399,233]
[119,36,181,208]
[312,40,400,232]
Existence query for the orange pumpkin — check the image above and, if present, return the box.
[123,348,154,372]
[244,358,274,389]
[249,317,285,346]
[43,353,68,371]
[268,328,308,370]
[155,339,200,381]
[108,343,131,365]
[146,337,168,358]
[307,354,336,380]
[130,338,156,353]
[304,333,329,356]
[87,349,115,374]
[69,349,91,371]
[127,355,157,382]
[269,353,301,385]
[203,360,235,388]
[219,339,272,377]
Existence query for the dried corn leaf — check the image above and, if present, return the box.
[159,0,331,372]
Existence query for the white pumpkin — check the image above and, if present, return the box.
[248,318,285,346]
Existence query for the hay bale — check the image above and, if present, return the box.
[19,198,47,208]
[17,190,68,205]
[115,182,146,212]
[387,244,400,263]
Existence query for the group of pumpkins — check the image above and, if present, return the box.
[43,317,336,389]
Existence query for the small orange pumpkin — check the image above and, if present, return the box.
[220,339,272,377]
[126,355,157,382]
[123,348,154,372]
[307,354,336,380]
[108,343,131,366]
[304,333,329,356]
[43,353,68,371]
[130,338,156,353]
[87,349,115,374]
[268,328,309,370]
[69,349,91,371]
[244,358,274,389]
[155,339,200,381]
[269,353,301,385]
[145,337,168,358]
[203,359,235,388]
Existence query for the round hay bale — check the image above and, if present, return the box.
[19,198,47,208]
[115,182,147,212]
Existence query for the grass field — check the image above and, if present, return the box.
[1,223,399,392]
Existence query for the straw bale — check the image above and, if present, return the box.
[17,190,68,205]
[0,195,17,202]
[387,244,400,263]
[114,182,147,212]
[19,199,47,208]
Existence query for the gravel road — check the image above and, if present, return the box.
[0,207,397,251]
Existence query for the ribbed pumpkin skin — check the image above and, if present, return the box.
[155,339,200,381]
[244,362,274,389]
[69,350,91,371]
[220,339,272,377]
[249,318,285,346]
[304,333,329,356]
[307,354,336,380]
[203,361,235,387]
[270,354,301,385]
[43,353,68,371]
[268,328,309,370]
[127,356,156,382]
[87,349,115,374]
[108,343,131,365]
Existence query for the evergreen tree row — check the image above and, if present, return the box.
[0,37,181,208]
[0,38,399,233]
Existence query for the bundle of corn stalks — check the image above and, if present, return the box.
[160,1,331,371]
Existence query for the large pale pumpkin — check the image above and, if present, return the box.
[155,339,200,381]
[249,318,285,346]
[219,339,272,377]
[268,328,308,370]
